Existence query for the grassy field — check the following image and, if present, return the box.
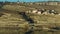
[2,3,60,12]
[0,3,60,34]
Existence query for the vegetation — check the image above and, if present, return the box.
[0,2,60,34]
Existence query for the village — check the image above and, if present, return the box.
[26,9,60,15]
[0,0,60,34]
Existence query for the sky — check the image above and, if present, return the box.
[0,0,60,2]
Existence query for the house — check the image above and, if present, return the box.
[54,12,59,15]
[42,11,48,15]
[50,13,55,15]
[50,10,59,15]
[48,10,55,13]
[37,11,41,14]
[26,10,31,13]
[32,10,37,13]
[51,10,55,12]
[41,9,46,14]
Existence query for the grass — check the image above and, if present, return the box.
[2,4,60,13]
[26,13,60,28]
[0,3,60,34]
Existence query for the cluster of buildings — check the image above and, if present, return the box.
[34,2,58,5]
[26,9,60,15]
[26,2,60,6]
[0,1,60,6]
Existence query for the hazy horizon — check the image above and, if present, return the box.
[0,0,60,2]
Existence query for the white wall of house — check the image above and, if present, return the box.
[37,12,41,14]
[51,13,55,15]
[32,10,37,13]
[42,12,48,15]
[26,11,29,13]
[26,10,32,14]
